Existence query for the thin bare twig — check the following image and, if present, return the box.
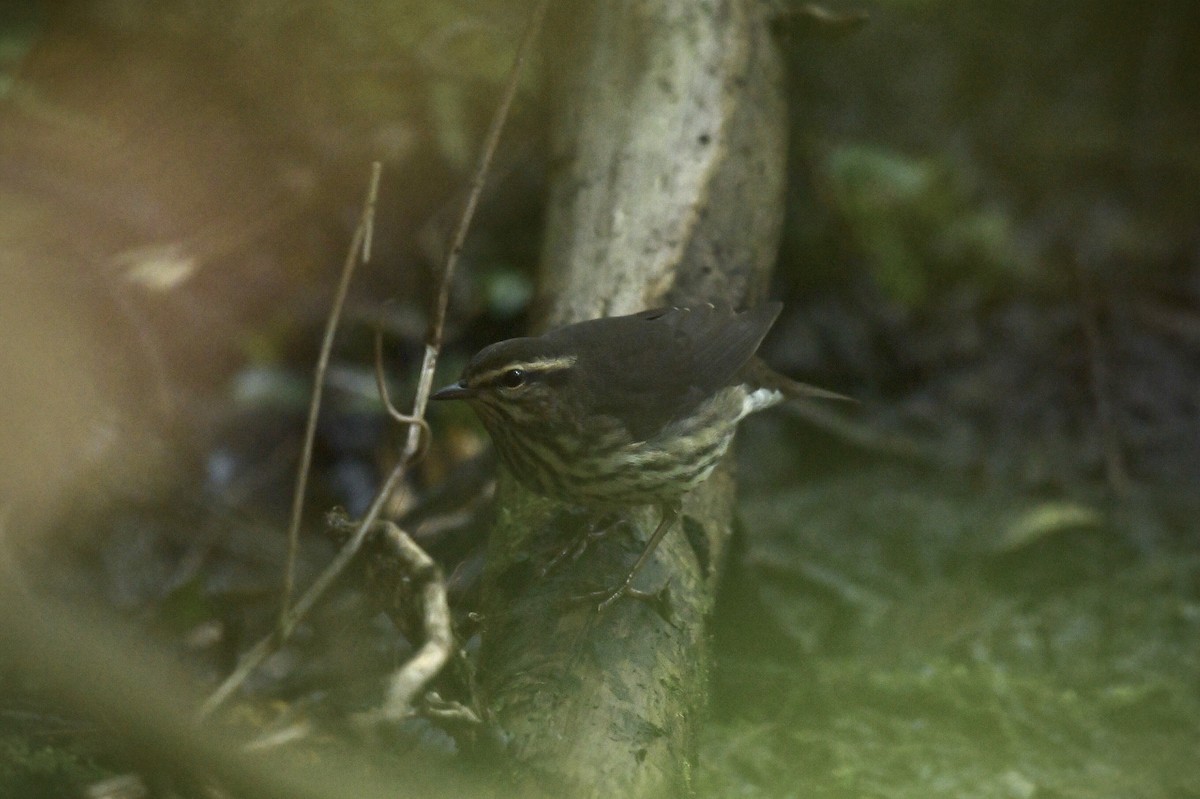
[357,1,549,719]
[198,0,548,720]
[198,461,408,720]
[280,162,383,620]
[780,400,953,465]
[243,720,313,752]
[406,0,551,445]
[423,692,483,725]
[352,521,453,723]
[788,4,870,38]
[374,323,432,462]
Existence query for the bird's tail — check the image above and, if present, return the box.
[745,357,857,405]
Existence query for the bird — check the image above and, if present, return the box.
[431,302,851,609]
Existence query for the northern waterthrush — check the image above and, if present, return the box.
[431,302,849,608]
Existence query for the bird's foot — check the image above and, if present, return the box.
[539,512,624,577]
[577,579,673,623]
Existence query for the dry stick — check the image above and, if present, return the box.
[355,0,550,722]
[199,165,383,721]
[353,521,453,723]
[198,1,548,721]
[198,463,408,720]
[413,0,551,419]
[783,401,937,462]
[374,325,431,462]
[280,162,383,620]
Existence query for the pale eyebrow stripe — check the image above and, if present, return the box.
[473,355,577,385]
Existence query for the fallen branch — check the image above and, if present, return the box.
[341,519,454,724]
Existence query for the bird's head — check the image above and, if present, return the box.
[432,337,579,432]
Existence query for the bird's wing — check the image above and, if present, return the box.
[664,302,781,392]
[565,303,781,439]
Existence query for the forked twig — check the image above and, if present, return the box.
[280,162,383,619]
[374,324,432,463]
[198,0,549,721]
[350,520,453,724]
[406,0,551,435]
[199,462,408,720]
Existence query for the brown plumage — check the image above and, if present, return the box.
[432,303,849,607]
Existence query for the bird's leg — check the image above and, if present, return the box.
[539,509,623,577]
[588,499,681,611]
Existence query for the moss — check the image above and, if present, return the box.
[705,465,1200,798]
[821,144,1032,308]
[0,734,107,799]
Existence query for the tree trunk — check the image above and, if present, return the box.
[477,1,786,795]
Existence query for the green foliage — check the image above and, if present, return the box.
[706,457,1200,798]
[479,260,533,319]
[822,144,1031,307]
[0,735,105,799]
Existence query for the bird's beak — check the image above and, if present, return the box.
[431,380,475,401]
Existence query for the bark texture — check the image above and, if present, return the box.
[477,2,786,795]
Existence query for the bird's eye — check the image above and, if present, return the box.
[499,368,526,389]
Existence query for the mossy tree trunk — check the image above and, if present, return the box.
[476,1,786,795]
